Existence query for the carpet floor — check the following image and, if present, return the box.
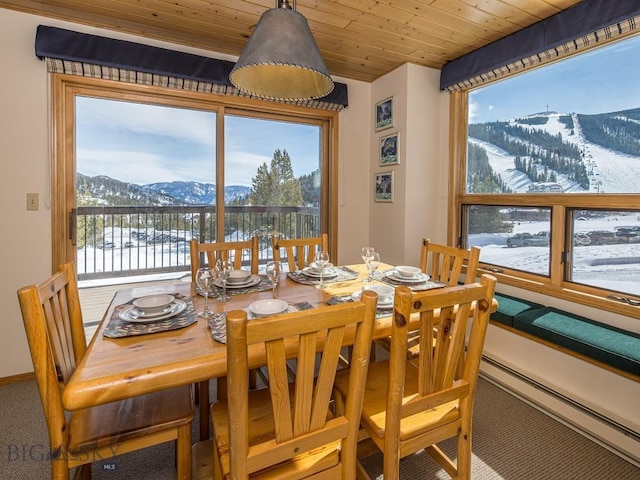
[1,376,638,479]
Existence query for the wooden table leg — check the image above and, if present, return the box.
[198,380,210,440]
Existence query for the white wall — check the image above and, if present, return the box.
[369,64,449,267]
[0,8,383,377]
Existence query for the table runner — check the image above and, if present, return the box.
[103,293,197,338]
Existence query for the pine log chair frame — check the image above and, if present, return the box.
[377,239,481,358]
[272,233,329,272]
[189,237,261,439]
[17,262,194,480]
[334,275,497,480]
[189,237,260,282]
[191,290,378,480]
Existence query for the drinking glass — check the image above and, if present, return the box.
[367,252,381,282]
[215,259,233,302]
[265,261,282,298]
[361,246,376,282]
[315,250,330,289]
[195,267,215,317]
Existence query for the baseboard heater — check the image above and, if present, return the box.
[479,354,640,466]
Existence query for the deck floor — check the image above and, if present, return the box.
[78,275,191,340]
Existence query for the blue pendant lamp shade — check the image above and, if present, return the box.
[229,1,334,101]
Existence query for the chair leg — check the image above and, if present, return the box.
[456,425,472,480]
[176,424,192,480]
[356,460,372,480]
[249,368,258,389]
[70,463,91,480]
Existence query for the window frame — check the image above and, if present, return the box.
[51,74,339,274]
[449,80,640,321]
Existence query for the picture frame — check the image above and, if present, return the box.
[379,132,399,165]
[374,171,394,202]
[375,96,394,131]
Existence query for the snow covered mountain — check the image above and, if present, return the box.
[76,173,250,206]
[468,108,640,194]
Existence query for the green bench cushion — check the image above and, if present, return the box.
[513,307,640,376]
[491,293,544,327]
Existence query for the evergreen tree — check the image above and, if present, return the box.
[248,149,304,239]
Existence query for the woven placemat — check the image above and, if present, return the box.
[287,266,359,286]
[378,270,446,291]
[103,293,197,338]
[327,294,392,318]
[196,274,273,297]
[207,301,315,344]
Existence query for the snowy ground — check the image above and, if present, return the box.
[466,113,640,295]
[471,212,640,295]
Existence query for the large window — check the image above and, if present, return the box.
[52,76,338,280]
[455,33,640,316]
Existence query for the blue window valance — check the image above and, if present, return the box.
[35,25,348,110]
[440,0,640,92]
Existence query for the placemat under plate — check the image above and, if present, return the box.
[103,293,197,338]
[207,301,314,344]
[287,266,359,286]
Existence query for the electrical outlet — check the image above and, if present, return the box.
[27,193,39,211]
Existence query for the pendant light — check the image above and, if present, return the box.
[229,0,334,101]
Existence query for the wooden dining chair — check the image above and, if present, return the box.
[376,239,481,359]
[334,274,496,480]
[189,237,260,438]
[17,262,194,480]
[420,238,481,287]
[272,233,328,271]
[191,290,378,480]
[189,237,260,282]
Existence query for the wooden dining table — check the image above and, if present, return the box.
[63,263,495,440]
[64,264,373,408]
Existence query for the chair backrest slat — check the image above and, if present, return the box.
[420,238,481,286]
[189,237,259,281]
[272,234,328,271]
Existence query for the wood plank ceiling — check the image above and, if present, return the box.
[0,0,583,82]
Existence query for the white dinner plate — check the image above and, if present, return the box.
[302,267,338,279]
[214,274,261,289]
[351,290,394,308]
[387,271,430,283]
[119,299,187,323]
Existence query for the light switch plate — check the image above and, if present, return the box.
[27,193,39,211]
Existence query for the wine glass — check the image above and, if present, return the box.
[361,246,376,282]
[195,267,215,317]
[265,261,282,298]
[315,250,330,289]
[367,252,381,282]
[215,259,233,302]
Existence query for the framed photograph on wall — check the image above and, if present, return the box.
[374,171,394,202]
[379,132,399,165]
[375,96,394,131]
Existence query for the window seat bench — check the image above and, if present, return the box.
[491,292,640,380]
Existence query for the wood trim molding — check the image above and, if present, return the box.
[0,371,35,386]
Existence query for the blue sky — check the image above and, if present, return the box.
[76,98,320,186]
[469,35,640,124]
